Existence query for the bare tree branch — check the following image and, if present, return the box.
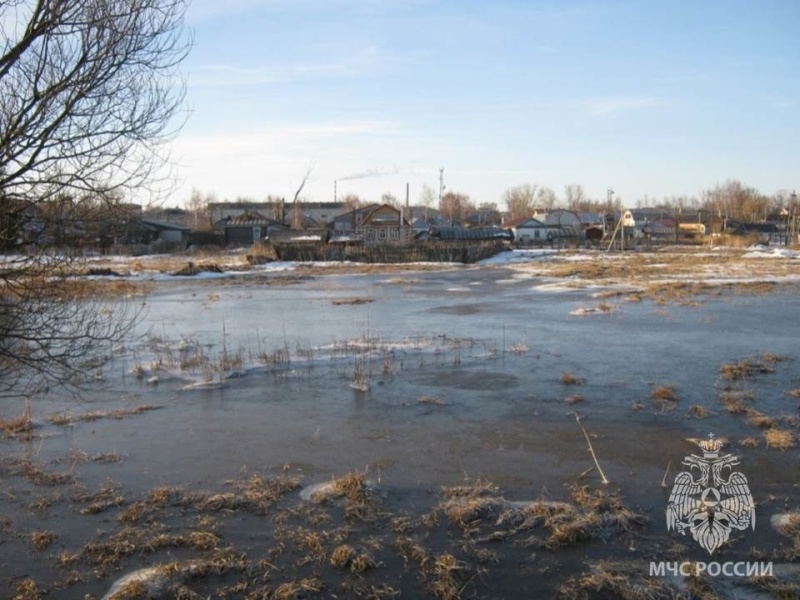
[0,0,190,396]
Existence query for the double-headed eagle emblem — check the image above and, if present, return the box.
[666,434,755,555]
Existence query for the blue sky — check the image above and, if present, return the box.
[168,0,800,208]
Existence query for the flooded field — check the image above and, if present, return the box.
[2,248,800,599]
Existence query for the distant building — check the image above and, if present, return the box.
[208,201,348,227]
[214,212,291,246]
[357,204,414,246]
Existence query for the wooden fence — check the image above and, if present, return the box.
[270,241,509,264]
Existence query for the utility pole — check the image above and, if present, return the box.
[438,167,445,205]
[607,188,621,250]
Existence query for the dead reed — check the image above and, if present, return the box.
[650,385,679,412]
[557,561,679,600]
[0,405,33,439]
[764,429,796,450]
[560,371,585,385]
[28,530,57,551]
[719,355,782,381]
[45,404,162,425]
[0,457,74,486]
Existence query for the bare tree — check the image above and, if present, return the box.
[290,166,313,229]
[439,191,473,225]
[536,186,559,211]
[0,0,190,397]
[341,194,364,212]
[701,180,769,220]
[503,184,538,219]
[564,184,586,210]
[186,188,215,230]
[418,184,437,208]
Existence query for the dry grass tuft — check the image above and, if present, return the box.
[440,495,508,528]
[564,395,585,405]
[719,355,781,381]
[429,553,472,600]
[560,371,585,385]
[118,501,150,524]
[764,429,796,450]
[557,561,680,600]
[439,479,499,500]
[329,544,356,569]
[74,484,125,515]
[717,389,755,414]
[0,458,74,486]
[746,576,800,600]
[745,409,775,429]
[195,473,300,515]
[687,404,711,418]
[739,437,759,449]
[394,536,430,569]
[146,486,178,506]
[28,530,57,551]
[46,404,162,425]
[650,385,679,412]
[12,578,45,600]
[650,385,678,402]
[274,577,323,600]
[0,404,33,439]
[417,395,446,406]
[330,544,378,573]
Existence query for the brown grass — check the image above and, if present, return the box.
[719,355,780,381]
[764,429,796,450]
[746,577,800,600]
[745,409,775,429]
[45,404,162,425]
[717,389,755,414]
[687,405,711,418]
[560,372,585,385]
[429,553,472,600]
[0,405,33,439]
[12,578,44,600]
[557,561,680,600]
[194,473,300,515]
[650,385,679,412]
[650,385,678,401]
[274,577,323,600]
[0,458,74,486]
[73,484,125,515]
[28,531,57,551]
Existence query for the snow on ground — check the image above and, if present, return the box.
[743,246,800,259]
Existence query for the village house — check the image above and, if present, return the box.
[208,200,348,227]
[214,212,291,246]
[328,204,379,241]
[500,216,550,244]
[356,204,414,245]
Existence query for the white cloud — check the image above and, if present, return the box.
[167,120,404,202]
